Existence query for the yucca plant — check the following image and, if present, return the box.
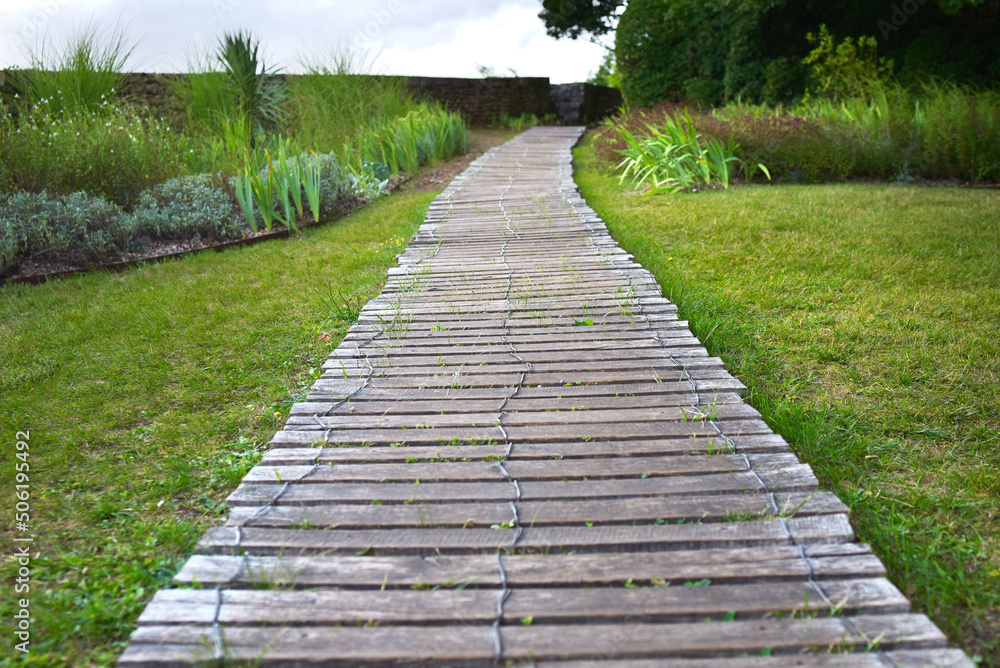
[216,30,288,145]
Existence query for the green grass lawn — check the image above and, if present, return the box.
[575,134,1000,664]
[0,187,437,665]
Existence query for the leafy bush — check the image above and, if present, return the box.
[804,25,894,101]
[0,190,127,277]
[912,81,1000,181]
[232,148,355,233]
[0,99,187,206]
[124,175,242,242]
[597,79,1000,184]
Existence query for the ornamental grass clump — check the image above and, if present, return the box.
[350,104,467,176]
[615,110,769,193]
[15,20,136,115]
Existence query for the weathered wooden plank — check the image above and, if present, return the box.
[534,651,975,668]
[196,516,852,556]
[501,614,946,660]
[119,614,945,664]
[174,544,884,588]
[136,578,906,626]
[306,378,747,401]
[225,470,794,506]
[289,392,744,416]
[225,491,847,529]
[241,455,751,484]
[258,433,788,465]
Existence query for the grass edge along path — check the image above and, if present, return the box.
[573,133,999,665]
[0,183,443,666]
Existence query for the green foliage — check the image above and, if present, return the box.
[539,0,624,39]
[0,99,186,206]
[0,190,127,277]
[597,78,1000,184]
[161,56,238,138]
[16,20,137,114]
[610,0,1000,108]
[803,25,894,101]
[587,50,620,88]
[233,146,355,233]
[288,49,414,154]
[615,110,769,193]
[123,175,242,242]
[497,112,542,130]
[911,80,1000,181]
[349,104,467,176]
[215,30,289,144]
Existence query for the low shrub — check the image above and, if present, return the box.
[0,190,127,277]
[124,175,242,242]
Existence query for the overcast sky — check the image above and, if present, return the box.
[0,0,609,83]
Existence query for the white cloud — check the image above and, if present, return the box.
[0,0,607,82]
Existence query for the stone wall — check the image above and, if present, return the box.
[551,83,623,125]
[407,76,555,126]
[1,70,619,127]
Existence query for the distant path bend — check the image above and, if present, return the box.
[120,126,971,667]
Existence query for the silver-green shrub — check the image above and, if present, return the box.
[0,191,127,277]
[124,175,242,242]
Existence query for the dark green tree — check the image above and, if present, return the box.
[539,0,625,40]
[541,0,1000,107]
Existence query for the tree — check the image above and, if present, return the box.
[538,0,625,40]
[542,0,1000,108]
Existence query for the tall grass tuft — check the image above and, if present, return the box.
[287,48,413,154]
[161,50,239,140]
[17,20,137,114]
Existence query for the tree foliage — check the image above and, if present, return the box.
[546,0,1000,107]
[538,0,625,39]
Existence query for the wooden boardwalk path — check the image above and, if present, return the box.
[121,127,970,666]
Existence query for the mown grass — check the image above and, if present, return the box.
[0,185,439,665]
[574,134,1000,664]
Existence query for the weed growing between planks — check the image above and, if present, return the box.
[0,189,435,665]
[574,133,1000,663]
